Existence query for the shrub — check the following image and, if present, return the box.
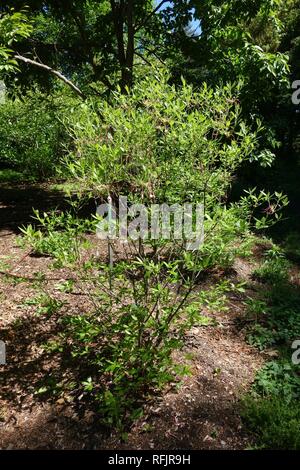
[0,88,76,178]
[21,72,287,430]
[64,72,278,206]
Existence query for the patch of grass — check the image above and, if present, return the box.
[49,182,79,194]
[55,279,75,293]
[0,258,11,271]
[252,256,291,285]
[1,273,27,286]
[41,338,64,353]
[31,272,47,289]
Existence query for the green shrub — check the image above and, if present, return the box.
[22,72,287,430]
[0,89,76,178]
[62,70,287,273]
[65,72,281,207]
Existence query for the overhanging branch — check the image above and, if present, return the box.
[14,54,85,99]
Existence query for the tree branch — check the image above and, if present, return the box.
[14,53,85,99]
[134,0,169,34]
[136,45,166,65]
[135,50,152,67]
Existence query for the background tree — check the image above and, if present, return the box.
[0,1,194,95]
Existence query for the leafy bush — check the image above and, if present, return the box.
[59,259,196,429]
[21,72,287,429]
[0,89,76,178]
[62,70,288,271]
[64,71,279,205]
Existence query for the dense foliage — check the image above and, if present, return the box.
[0,89,74,177]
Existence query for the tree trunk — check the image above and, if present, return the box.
[110,0,134,92]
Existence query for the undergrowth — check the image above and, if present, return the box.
[242,246,300,449]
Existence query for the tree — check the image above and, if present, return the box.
[174,0,290,112]
[0,1,194,95]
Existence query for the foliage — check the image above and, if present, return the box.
[0,168,29,183]
[23,292,64,317]
[241,395,300,449]
[59,259,195,429]
[173,1,291,111]
[0,1,186,93]
[0,89,77,178]
[247,252,300,349]
[0,8,32,74]
[0,0,298,445]
[242,244,300,449]
[20,207,94,267]
[64,72,284,202]
[254,360,300,401]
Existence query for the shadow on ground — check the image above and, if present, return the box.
[0,308,110,449]
[0,185,67,234]
[0,293,258,449]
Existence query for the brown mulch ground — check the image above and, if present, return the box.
[0,184,264,450]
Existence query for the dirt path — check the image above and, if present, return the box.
[0,185,264,450]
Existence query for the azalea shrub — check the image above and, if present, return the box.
[21,71,288,429]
